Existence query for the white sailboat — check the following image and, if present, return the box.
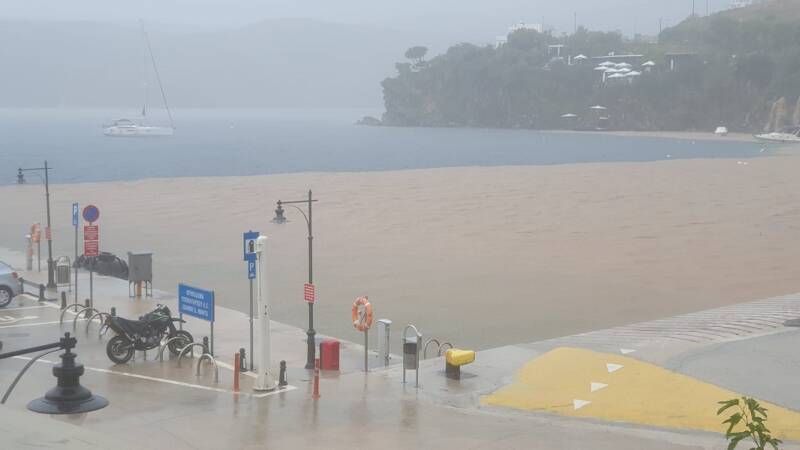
[754,127,800,144]
[104,22,174,137]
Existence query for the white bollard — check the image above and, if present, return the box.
[254,236,277,391]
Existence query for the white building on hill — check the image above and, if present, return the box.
[730,0,756,9]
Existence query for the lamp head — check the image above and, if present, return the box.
[272,201,287,224]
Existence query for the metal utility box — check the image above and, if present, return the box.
[127,252,152,282]
[377,319,392,367]
[128,252,153,298]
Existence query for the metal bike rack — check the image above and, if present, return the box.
[72,308,100,329]
[157,336,189,362]
[196,354,219,383]
[85,312,110,337]
[59,303,83,324]
[177,343,207,368]
[403,324,422,388]
[423,339,455,359]
[423,339,441,359]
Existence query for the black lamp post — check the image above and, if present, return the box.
[273,190,318,370]
[18,161,56,289]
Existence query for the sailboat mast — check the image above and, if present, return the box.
[141,21,174,129]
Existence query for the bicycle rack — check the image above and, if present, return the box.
[177,343,207,368]
[196,354,219,383]
[423,339,441,359]
[423,339,455,359]
[59,304,83,324]
[85,312,110,337]
[158,336,189,362]
[72,308,100,329]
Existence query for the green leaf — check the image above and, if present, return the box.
[718,399,741,415]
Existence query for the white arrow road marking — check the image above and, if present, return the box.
[606,363,624,373]
[590,382,608,392]
[620,348,636,354]
[573,399,592,410]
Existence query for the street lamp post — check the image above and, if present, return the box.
[17,161,56,289]
[273,190,318,370]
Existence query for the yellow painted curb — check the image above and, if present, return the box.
[481,347,800,440]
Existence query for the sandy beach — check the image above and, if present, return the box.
[2,153,800,350]
[580,130,757,143]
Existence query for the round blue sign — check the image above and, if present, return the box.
[82,204,100,223]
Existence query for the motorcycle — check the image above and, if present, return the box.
[105,305,193,364]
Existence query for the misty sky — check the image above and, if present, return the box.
[4,0,727,38]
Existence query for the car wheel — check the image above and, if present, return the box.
[0,286,13,308]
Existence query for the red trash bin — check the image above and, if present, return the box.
[319,339,340,371]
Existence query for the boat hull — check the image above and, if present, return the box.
[104,126,174,137]
[753,133,800,144]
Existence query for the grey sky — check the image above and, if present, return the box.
[4,0,724,37]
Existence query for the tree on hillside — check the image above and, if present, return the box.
[405,46,428,66]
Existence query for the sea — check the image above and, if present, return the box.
[0,107,763,185]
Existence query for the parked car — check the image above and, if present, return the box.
[0,261,22,308]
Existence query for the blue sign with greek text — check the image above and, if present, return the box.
[178,284,215,322]
[72,203,79,226]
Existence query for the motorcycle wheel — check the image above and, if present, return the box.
[168,330,194,356]
[107,335,134,364]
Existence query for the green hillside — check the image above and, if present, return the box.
[379,0,800,132]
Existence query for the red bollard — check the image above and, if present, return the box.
[233,351,240,392]
[312,358,320,399]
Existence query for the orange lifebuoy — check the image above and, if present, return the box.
[351,296,373,332]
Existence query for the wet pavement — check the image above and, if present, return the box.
[1,249,800,449]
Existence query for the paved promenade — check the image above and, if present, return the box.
[1,248,799,449]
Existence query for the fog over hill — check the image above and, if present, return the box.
[1,1,738,108]
[0,19,425,108]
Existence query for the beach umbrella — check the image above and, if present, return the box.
[642,61,656,67]
[600,61,614,67]
[574,54,588,60]
[608,73,625,79]
[590,105,608,110]
[594,66,608,71]
[561,113,578,118]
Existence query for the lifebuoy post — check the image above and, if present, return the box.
[352,296,373,372]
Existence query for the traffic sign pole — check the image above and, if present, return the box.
[73,203,79,306]
[82,205,100,310]
[249,278,254,371]
[243,231,260,372]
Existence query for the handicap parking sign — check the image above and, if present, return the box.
[243,231,259,262]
